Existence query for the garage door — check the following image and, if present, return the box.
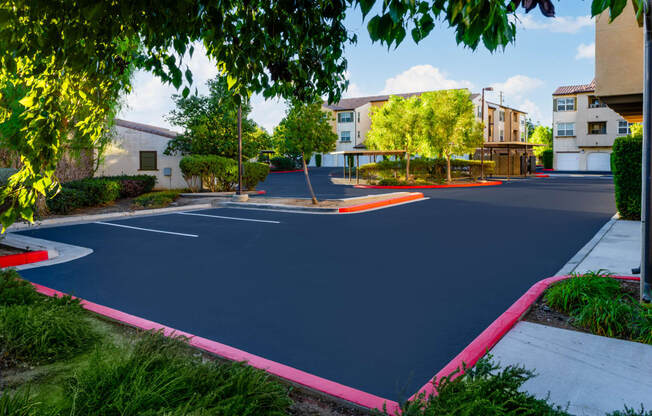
[556,153,580,171]
[586,152,611,172]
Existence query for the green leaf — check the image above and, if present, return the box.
[359,0,375,17]
[18,95,34,108]
[608,0,628,21]
[591,0,610,16]
[367,16,382,41]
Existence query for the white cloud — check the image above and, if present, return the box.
[380,65,474,94]
[515,14,593,34]
[249,96,287,133]
[518,99,548,125]
[490,75,544,102]
[575,42,595,60]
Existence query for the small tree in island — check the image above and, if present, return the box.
[421,89,483,183]
[366,96,427,180]
[274,101,337,204]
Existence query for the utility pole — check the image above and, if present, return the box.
[641,0,652,302]
[480,87,493,181]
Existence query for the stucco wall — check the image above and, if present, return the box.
[95,125,186,189]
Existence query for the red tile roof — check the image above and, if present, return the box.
[114,119,179,139]
[324,91,428,111]
[553,80,595,96]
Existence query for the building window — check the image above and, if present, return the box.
[357,112,360,123]
[338,112,353,123]
[618,120,632,135]
[557,122,575,137]
[499,129,504,142]
[477,106,482,118]
[499,111,505,122]
[357,131,360,138]
[556,97,576,111]
[588,122,607,135]
[139,151,157,171]
[340,131,351,142]
[588,96,606,108]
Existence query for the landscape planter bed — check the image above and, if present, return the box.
[270,169,303,173]
[353,180,502,189]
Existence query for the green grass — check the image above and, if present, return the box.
[544,271,652,345]
[133,190,181,209]
[0,269,41,307]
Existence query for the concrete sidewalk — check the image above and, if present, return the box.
[489,218,651,415]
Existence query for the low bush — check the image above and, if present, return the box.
[179,155,237,192]
[45,187,86,214]
[574,297,638,339]
[101,175,157,197]
[379,356,571,415]
[613,134,642,220]
[133,190,181,209]
[65,332,292,416]
[542,149,553,169]
[359,158,495,183]
[243,162,270,190]
[315,153,322,167]
[270,156,297,171]
[544,270,620,315]
[0,269,40,306]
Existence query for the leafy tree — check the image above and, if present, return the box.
[274,102,337,204]
[366,96,427,179]
[0,0,638,230]
[529,125,553,157]
[421,90,483,183]
[164,77,271,160]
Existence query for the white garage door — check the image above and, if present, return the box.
[586,152,611,172]
[556,153,580,171]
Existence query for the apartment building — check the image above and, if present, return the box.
[318,90,527,167]
[552,80,632,171]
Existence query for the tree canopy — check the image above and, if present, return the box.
[0,0,641,229]
[164,77,272,160]
[529,125,553,157]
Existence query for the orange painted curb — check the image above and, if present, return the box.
[339,193,424,213]
[0,250,49,268]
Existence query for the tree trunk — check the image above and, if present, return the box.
[446,155,452,184]
[405,151,410,181]
[302,152,318,204]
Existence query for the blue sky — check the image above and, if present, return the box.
[119,2,597,133]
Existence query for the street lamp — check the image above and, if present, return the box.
[480,87,494,181]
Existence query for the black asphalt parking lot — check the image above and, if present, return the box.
[16,169,616,401]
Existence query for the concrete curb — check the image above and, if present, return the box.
[6,203,213,231]
[4,233,93,270]
[219,201,340,213]
[179,190,265,198]
[556,213,620,276]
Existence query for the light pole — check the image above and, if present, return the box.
[641,0,652,302]
[480,87,493,181]
[237,103,242,195]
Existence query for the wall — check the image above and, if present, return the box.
[95,125,186,189]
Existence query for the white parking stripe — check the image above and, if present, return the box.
[176,212,280,224]
[94,221,199,237]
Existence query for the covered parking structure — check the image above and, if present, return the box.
[330,149,406,183]
[477,142,543,179]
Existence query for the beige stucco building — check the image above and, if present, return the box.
[552,81,633,171]
[95,119,186,189]
[319,90,527,167]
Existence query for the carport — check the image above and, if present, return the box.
[481,142,543,179]
[330,149,406,184]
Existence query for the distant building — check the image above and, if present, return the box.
[95,119,186,189]
[319,90,528,169]
[552,80,632,172]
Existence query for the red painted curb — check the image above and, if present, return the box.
[0,250,48,268]
[28,282,400,413]
[338,193,424,213]
[534,174,550,178]
[542,168,554,172]
[255,190,267,195]
[271,169,303,173]
[353,181,502,189]
[411,274,640,400]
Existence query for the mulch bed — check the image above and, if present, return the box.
[523,280,641,333]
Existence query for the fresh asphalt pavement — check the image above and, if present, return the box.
[15,169,616,401]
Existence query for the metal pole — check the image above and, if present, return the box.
[356,155,359,184]
[237,103,243,195]
[641,0,652,302]
[481,89,485,181]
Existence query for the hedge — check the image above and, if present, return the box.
[270,156,297,171]
[358,158,495,182]
[542,149,553,169]
[46,175,156,214]
[315,154,322,167]
[613,135,642,220]
[179,155,268,192]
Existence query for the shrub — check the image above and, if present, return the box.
[0,269,40,306]
[243,162,270,190]
[613,135,642,220]
[270,156,297,171]
[359,158,495,182]
[65,178,121,205]
[315,153,322,167]
[101,175,157,197]
[134,191,181,209]
[179,155,238,192]
[0,390,43,416]
[545,271,620,315]
[45,187,86,214]
[380,356,570,415]
[65,332,292,416]
[573,297,638,339]
[542,149,553,169]
[0,299,99,364]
